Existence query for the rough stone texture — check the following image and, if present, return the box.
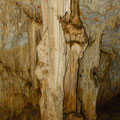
[0,0,120,120]
[78,0,120,119]
[0,0,41,119]
[97,25,120,105]
[36,0,86,120]
[36,0,70,120]
[64,113,83,120]
[60,10,88,114]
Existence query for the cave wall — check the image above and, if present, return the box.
[0,0,41,119]
[79,0,120,106]
[0,0,120,120]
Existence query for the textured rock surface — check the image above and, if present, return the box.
[0,0,41,119]
[78,0,120,119]
[0,0,120,120]
[79,0,120,106]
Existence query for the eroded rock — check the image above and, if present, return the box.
[0,0,41,119]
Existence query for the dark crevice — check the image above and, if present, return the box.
[97,94,120,120]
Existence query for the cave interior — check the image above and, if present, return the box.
[0,0,120,120]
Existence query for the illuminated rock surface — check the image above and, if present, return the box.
[0,0,120,120]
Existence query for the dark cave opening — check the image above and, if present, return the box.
[97,94,120,120]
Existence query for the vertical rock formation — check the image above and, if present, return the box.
[0,0,120,120]
[78,25,105,120]
[36,0,88,120]
[78,0,120,119]
[36,0,68,119]
[0,0,41,119]
[60,0,88,114]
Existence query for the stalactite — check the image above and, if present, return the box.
[78,25,105,120]
[60,0,88,116]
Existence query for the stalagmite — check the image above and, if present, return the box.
[28,20,36,81]
[60,1,88,114]
[78,25,105,120]
[36,0,70,120]
[36,0,88,119]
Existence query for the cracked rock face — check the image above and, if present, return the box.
[79,0,120,105]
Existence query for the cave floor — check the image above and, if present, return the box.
[97,94,120,120]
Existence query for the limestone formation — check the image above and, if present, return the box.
[0,0,120,120]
